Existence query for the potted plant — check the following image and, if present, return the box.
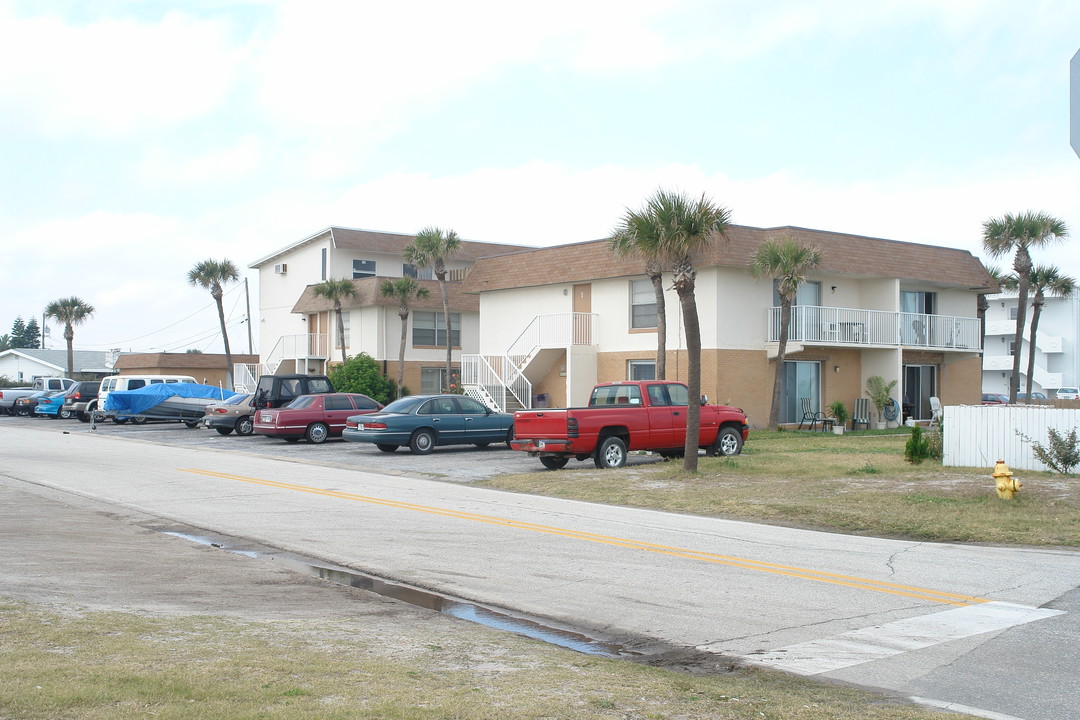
[865,375,898,429]
[828,400,848,434]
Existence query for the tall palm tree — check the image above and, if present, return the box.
[1023,265,1076,401]
[982,211,1069,403]
[404,227,462,384]
[312,278,360,365]
[187,259,240,387]
[620,189,731,471]
[43,296,95,377]
[380,277,430,396]
[610,218,668,379]
[750,236,822,430]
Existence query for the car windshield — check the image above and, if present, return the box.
[380,397,426,414]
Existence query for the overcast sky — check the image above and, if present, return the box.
[3,0,1079,355]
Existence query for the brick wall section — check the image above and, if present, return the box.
[941,356,982,405]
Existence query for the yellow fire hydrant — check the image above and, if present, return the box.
[992,460,1022,499]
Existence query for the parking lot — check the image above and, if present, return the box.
[3,414,665,481]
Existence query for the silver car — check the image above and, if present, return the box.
[201,393,255,436]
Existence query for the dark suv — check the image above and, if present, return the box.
[252,374,333,409]
[63,381,102,422]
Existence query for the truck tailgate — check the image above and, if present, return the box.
[513,409,569,438]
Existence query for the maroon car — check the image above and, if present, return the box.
[253,393,383,443]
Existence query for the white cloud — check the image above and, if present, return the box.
[0,7,240,138]
[138,134,264,185]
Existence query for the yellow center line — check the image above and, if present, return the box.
[180,468,990,607]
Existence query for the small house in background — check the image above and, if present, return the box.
[0,348,111,383]
[111,352,259,390]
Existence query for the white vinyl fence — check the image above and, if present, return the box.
[943,404,1080,471]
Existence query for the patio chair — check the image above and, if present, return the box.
[798,397,825,430]
[852,398,871,431]
[929,396,942,427]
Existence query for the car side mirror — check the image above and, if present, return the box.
[700,395,709,405]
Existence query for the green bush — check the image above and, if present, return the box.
[327,353,397,406]
[904,426,932,464]
[1017,427,1080,475]
[828,400,848,426]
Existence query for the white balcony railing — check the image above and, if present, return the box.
[767,306,981,351]
[262,333,328,374]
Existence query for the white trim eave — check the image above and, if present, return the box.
[248,227,334,269]
[0,349,65,373]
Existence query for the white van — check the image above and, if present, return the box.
[97,374,197,421]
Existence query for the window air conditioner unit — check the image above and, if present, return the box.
[274,263,288,274]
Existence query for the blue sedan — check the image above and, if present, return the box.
[32,390,69,419]
[343,394,514,454]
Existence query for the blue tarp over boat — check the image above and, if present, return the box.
[104,383,235,415]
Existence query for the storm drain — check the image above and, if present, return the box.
[156,526,636,659]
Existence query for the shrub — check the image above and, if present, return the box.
[328,353,397,406]
[1017,427,1080,475]
[904,426,932,464]
[828,400,848,426]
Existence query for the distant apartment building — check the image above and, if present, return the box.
[982,290,1080,396]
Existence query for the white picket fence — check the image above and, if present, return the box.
[942,404,1080,471]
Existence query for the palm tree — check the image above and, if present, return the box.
[187,259,240,388]
[1023,265,1076,401]
[380,277,431,396]
[43,296,95,377]
[751,236,822,430]
[982,211,1069,403]
[312,278,360,365]
[619,189,731,471]
[404,227,462,384]
[611,218,668,379]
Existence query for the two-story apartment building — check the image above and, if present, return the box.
[248,226,530,392]
[459,225,995,426]
[982,290,1080,397]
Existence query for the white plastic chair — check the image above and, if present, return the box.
[929,396,942,427]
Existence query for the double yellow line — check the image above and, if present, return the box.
[181,468,989,607]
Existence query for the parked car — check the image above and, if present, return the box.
[342,394,515,455]
[202,393,256,436]
[33,390,71,419]
[253,393,383,443]
[62,380,102,422]
[252,374,333,409]
[1055,387,1080,400]
[13,390,52,416]
[0,377,74,415]
[1016,392,1047,401]
[981,393,1008,405]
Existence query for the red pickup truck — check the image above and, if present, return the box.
[510,380,749,469]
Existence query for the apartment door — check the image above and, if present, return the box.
[781,361,821,424]
[903,364,937,421]
[573,284,591,313]
[573,284,592,344]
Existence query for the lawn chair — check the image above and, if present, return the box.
[852,398,870,431]
[798,397,825,430]
[929,396,942,427]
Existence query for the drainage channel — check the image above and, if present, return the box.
[157,527,637,659]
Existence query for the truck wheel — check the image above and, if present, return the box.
[58,406,74,420]
[306,422,329,444]
[409,428,436,455]
[540,456,569,470]
[709,427,743,456]
[594,436,627,469]
[505,425,515,446]
[77,411,90,423]
[235,416,254,436]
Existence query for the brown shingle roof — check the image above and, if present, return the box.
[250,226,532,268]
[113,353,260,370]
[291,277,479,314]
[460,225,997,293]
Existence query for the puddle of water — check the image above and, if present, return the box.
[161,529,634,658]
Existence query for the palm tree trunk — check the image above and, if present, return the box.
[64,325,74,378]
[334,302,347,365]
[214,294,233,389]
[1025,298,1043,402]
[438,275,452,385]
[650,272,667,379]
[768,301,791,430]
[1010,250,1032,403]
[678,284,702,472]
[397,308,409,395]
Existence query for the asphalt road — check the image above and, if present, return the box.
[3,417,1079,720]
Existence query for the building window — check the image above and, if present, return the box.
[1008,340,1016,356]
[421,367,456,394]
[352,259,376,279]
[630,278,657,329]
[628,360,655,380]
[403,263,433,280]
[321,248,327,281]
[337,313,350,349]
[901,290,936,314]
[413,311,461,347]
[1008,306,1018,320]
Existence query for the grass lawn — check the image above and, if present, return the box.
[478,429,1080,547]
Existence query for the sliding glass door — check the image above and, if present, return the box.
[781,361,821,424]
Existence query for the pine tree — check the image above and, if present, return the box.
[23,317,41,349]
[10,317,26,348]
